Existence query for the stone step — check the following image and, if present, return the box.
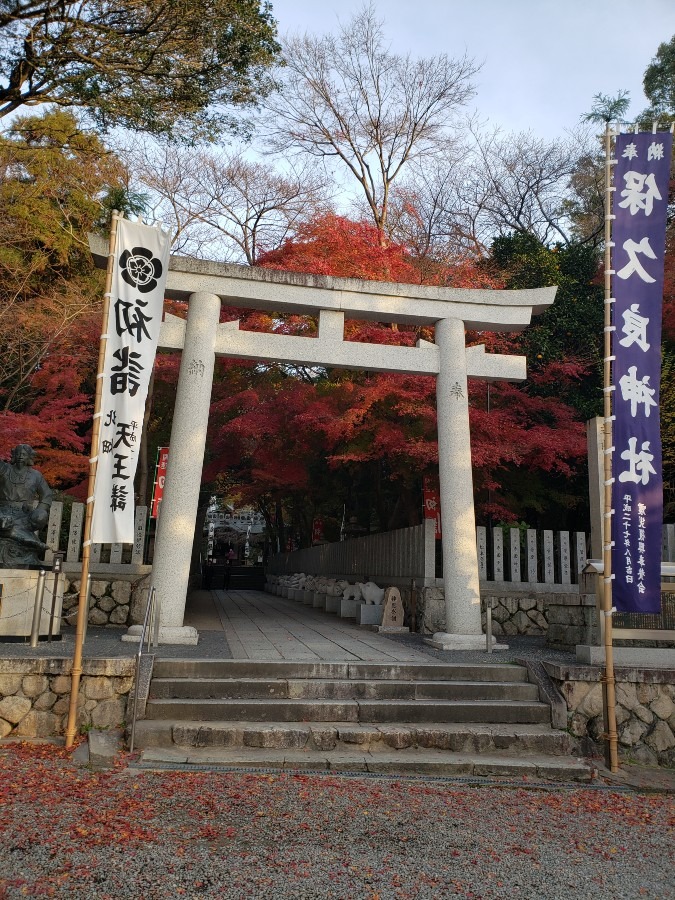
[151,659,530,683]
[133,748,592,782]
[149,677,539,702]
[132,720,575,756]
[143,697,551,725]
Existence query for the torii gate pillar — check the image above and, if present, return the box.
[150,292,221,645]
[431,317,485,648]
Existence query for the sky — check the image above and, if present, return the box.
[270,0,675,139]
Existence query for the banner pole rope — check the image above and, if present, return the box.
[65,210,121,749]
[602,125,620,773]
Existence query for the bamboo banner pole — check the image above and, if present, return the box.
[65,210,121,749]
[601,125,620,773]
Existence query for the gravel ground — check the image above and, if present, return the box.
[1,742,673,900]
[381,633,576,667]
[0,627,232,660]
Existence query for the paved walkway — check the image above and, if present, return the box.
[207,589,434,663]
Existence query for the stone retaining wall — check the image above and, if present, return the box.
[545,662,675,767]
[417,587,553,637]
[62,574,151,629]
[0,657,135,738]
[412,586,594,650]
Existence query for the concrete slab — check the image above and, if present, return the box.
[210,590,434,663]
[576,645,675,667]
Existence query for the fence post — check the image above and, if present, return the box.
[527,529,538,583]
[492,527,504,581]
[559,531,571,584]
[66,502,84,563]
[509,528,521,582]
[476,526,487,580]
[543,531,555,584]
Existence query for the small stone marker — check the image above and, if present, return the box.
[44,500,63,564]
[381,587,405,628]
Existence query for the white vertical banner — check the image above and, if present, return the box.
[91,219,170,543]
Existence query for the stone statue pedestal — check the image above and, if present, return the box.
[0,569,64,638]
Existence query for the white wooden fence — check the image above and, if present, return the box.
[47,500,675,584]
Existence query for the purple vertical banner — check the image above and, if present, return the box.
[611,131,672,614]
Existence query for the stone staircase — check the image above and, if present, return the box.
[132,659,592,780]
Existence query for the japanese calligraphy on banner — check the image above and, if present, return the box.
[150,447,170,519]
[611,131,672,613]
[423,475,442,538]
[91,219,170,543]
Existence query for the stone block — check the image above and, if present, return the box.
[90,698,126,729]
[615,682,639,714]
[84,677,115,701]
[22,675,48,698]
[618,717,648,747]
[520,598,537,612]
[113,676,134,695]
[379,727,414,750]
[615,704,631,726]
[587,714,606,742]
[0,695,32,724]
[243,726,308,750]
[651,693,674,721]
[97,596,116,613]
[512,610,531,633]
[633,704,654,725]
[578,684,603,719]
[629,744,659,766]
[325,595,340,613]
[528,610,548,629]
[637,683,659,705]
[356,604,383,626]
[88,608,108,626]
[339,598,359,618]
[89,729,123,769]
[90,580,109,599]
[50,675,71,695]
[644,721,675,754]
[0,719,13,738]
[568,712,588,738]
[52,697,70,715]
[112,582,132,605]
[33,691,57,711]
[0,675,23,695]
[14,710,59,738]
[310,726,338,751]
[312,593,326,609]
[130,582,150,625]
[0,570,63,637]
[109,604,130,625]
[491,604,510,624]
[338,727,373,746]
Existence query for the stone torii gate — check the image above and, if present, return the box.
[92,243,555,646]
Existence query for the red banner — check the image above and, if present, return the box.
[150,447,169,519]
[423,475,442,538]
[311,517,324,544]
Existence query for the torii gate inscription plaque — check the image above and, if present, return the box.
[91,241,555,646]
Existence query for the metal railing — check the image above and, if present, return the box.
[129,587,157,753]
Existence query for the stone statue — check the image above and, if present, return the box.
[0,445,53,568]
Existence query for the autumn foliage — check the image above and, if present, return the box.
[201,214,590,539]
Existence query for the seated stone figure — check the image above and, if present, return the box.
[0,445,53,568]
